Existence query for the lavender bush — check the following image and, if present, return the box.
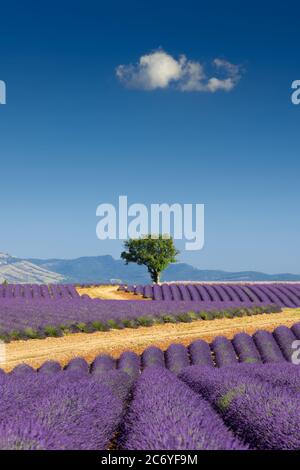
[0,296,279,341]
[91,354,116,375]
[180,365,300,449]
[38,361,62,374]
[0,370,131,450]
[229,362,300,394]
[273,325,298,362]
[253,330,286,363]
[119,367,247,450]
[232,332,262,364]
[118,351,140,379]
[121,283,300,306]
[189,340,214,367]
[291,322,300,339]
[211,336,238,367]
[142,346,165,369]
[165,343,190,374]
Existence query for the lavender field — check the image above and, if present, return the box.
[120,282,300,307]
[0,282,291,340]
[5,322,300,375]
[0,297,280,340]
[1,357,300,449]
[1,323,299,449]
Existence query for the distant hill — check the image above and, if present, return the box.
[1,252,300,284]
[29,254,300,284]
[0,253,64,284]
[28,255,148,284]
[163,263,300,282]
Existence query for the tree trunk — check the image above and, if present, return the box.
[152,271,160,284]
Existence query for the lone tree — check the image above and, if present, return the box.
[121,235,179,284]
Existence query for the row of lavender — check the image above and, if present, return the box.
[124,363,300,450]
[5,323,300,376]
[1,359,300,449]
[2,282,300,309]
[120,283,300,307]
[0,294,279,341]
[0,283,80,300]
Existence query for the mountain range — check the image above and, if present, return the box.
[1,252,300,284]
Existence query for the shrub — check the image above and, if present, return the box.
[44,325,60,337]
[186,311,198,321]
[0,334,9,343]
[23,327,40,339]
[244,308,253,316]
[107,319,121,330]
[238,308,249,317]
[92,321,109,332]
[76,322,89,333]
[8,330,22,341]
[176,313,192,323]
[214,310,225,319]
[136,317,154,327]
[199,311,214,320]
[162,315,177,324]
[122,319,138,329]
[252,307,262,315]
[223,310,234,319]
[152,317,164,325]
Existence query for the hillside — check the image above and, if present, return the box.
[1,252,300,284]
[28,254,300,283]
[0,253,64,284]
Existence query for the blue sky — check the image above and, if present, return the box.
[0,0,299,272]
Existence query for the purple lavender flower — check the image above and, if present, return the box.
[10,364,36,376]
[211,336,238,367]
[180,365,300,449]
[253,330,286,363]
[119,367,247,450]
[273,325,298,362]
[38,361,62,374]
[91,354,116,375]
[165,343,190,374]
[189,340,213,367]
[65,357,89,373]
[0,418,74,450]
[118,351,140,379]
[142,346,165,369]
[291,322,300,339]
[232,332,262,364]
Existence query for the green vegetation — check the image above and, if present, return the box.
[1,305,282,342]
[44,325,61,337]
[121,235,179,283]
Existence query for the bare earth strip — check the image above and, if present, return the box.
[2,309,300,372]
[76,285,147,300]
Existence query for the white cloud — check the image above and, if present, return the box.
[116,51,183,90]
[116,50,242,93]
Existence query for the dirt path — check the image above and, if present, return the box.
[2,309,300,372]
[76,285,146,300]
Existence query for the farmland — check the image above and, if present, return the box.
[0,282,298,341]
[1,339,300,449]
[120,282,300,306]
[1,282,300,450]
[3,308,300,371]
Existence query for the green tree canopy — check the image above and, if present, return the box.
[121,235,179,284]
